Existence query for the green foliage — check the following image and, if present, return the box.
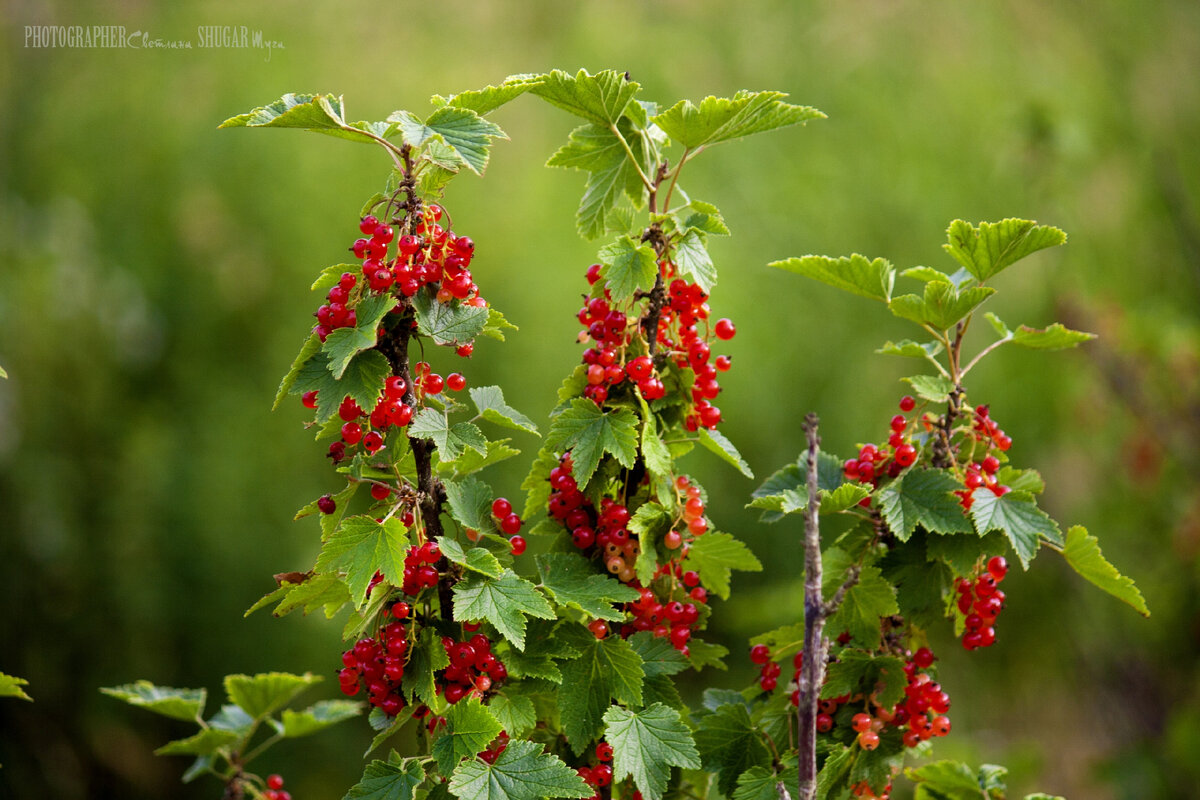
[650,91,825,149]
[694,703,771,795]
[452,570,555,650]
[432,696,504,773]
[598,235,659,300]
[545,399,639,486]
[603,703,701,800]
[344,756,427,800]
[101,681,205,721]
[682,531,762,600]
[537,553,640,621]
[943,219,1067,283]
[316,517,410,605]
[470,385,539,434]
[557,627,645,753]
[0,672,31,702]
[1062,525,1150,616]
[447,739,591,800]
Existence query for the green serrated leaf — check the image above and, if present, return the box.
[630,502,673,586]
[826,564,898,648]
[443,438,521,479]
[433,696,505,774]
[413,290,490,345]
[651,90,823,149]
[944,219,1067,283]
[547,123,645,241]
[322,293,395,378]
[816,746,855,798]
[1,673,31,701]
[681,200,730,236]
[820,483,870,514]
[969,489,1061,569]
[316,516,410,607]
[470,385,538,434]
[443,475,500,538]
[598,235,659,301]
[686,638,729,671]
[902,374,957,402]
[448,738,591,800]
[279,699,363,738]
[822,651,908,709]
[674,229,717,293]
[771,254,894,302]
[490,693,538,738]
[344,757,427,800]
[558,627,644,753]
[292,350,391,423]
[224,672,320,719]
[641,411,674,481]
[697,428,754,478]
[1062,526,1148,616]
[627,631,688,679]
[984,311,1013,339]
[219,93,378,143]
[906,759,991,800]
[101,681,205,721]
[694,703,771,796]
[410,408,489,462]
[1010,322,1096,350]
[252,573,353,620]
[604,704,701,800]
[208,704,254,735]
[433,76,544,116]
[390,106,507,175]
[876,339,944,360]
[403,627,451,708]
[877,469,973,541]
[440,538,505,578]
[154,728,240,757]
[452,571,555,651]
[481,307,518,341]
[537,553,640,621]
[530,69,641,126]
[879,531,954,630]
[889,282,996,332]
[275,333,323,410]
[682,531,762,600]
[545,399,639,487]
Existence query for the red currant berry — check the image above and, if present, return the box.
[446,373,466,391]
[391,601,411,619]
[851,713,873,733]
[857,730,880,751]
[749,644,770,664]
[500,513,522,536]
[301,390,319,409]
[714,318,736,340]
[899,395,916,412]
[491,497,512,518]
[359,215,379,234]
[588,619,609,639]
[317,494,336,514]
[267,775,285,791]
[509,535,526,556]
[987,555,1008,581]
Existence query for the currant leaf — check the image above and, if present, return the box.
[944,218,1066,283]
[1062,525,1149,616]
[651,91,824,149]
[470,385,539,435]
[536,553,640,621]
[877,468,973,541]
[316,516,409,607]
[100,681,205,721]
[693,703,771,796]
[448,738,591,800]
[451,570,555,651]
[545,399,639,487]
[603,703,702,800]
[344,757,427,800]
[224,672,321,719]
[969,489,1061,569]
[771,253,894,302]
[432,696,505,774]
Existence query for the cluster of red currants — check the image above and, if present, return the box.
[850,778,894,800]
[956,556,1008,649]
[262,774,292,800]
[477,731,510,764]
[953,452,1011,510]
[337,613,411,716]
[439,630,508,704]
[489,497,526,555]
[351,206,484,303]
[312,271,360,343]
[575,262,734,431]
[749,642,793,693]
[575,741,616,799]
[400,541,442,596]
[970,403,1012,452]
[842,396,921,487]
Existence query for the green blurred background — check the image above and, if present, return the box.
[2,1,1198,797]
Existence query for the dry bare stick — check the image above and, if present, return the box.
[793,413,859,800]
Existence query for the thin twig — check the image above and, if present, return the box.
[796,414,824,800]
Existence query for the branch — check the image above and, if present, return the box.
[796,413,824,800]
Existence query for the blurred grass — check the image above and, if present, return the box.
[1,1,1198,797]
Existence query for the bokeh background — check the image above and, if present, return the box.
[2,1,1198,797]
